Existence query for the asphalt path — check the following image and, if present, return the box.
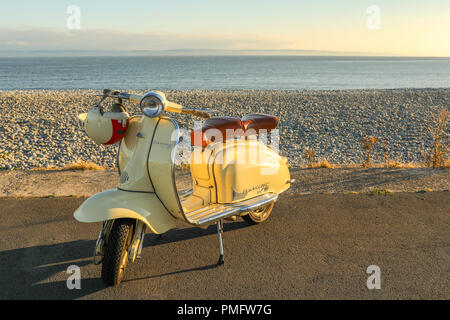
[0,192,448,299]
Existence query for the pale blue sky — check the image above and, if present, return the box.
[0,0,449,56]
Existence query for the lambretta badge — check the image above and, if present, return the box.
[153,141,172,147]
[233,183,269,201]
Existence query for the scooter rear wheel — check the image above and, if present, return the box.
[101,218,135,286]
[242,202,275,225]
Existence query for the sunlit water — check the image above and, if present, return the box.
[0,56,449,90]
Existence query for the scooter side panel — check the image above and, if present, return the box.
[73,189,177,234]
[212,139,291,203]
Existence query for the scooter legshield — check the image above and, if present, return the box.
[74,188,177,234]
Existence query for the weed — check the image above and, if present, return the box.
[33,161,105,171]
[422,108,449,168]
[304,149,317,168]
[369,188,392,196]
[303,149,332,168]
[64,161,105,171]
[0,151,9,166]
[361,137,380,167]
[316,159,332,168]
[417,188,433,193]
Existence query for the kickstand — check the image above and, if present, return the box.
[216,220,224,266]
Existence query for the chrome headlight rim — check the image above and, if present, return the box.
[140,92,166,118]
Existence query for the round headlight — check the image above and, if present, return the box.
[140,93,165,117]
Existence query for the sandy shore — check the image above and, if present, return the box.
[0,88,449,170]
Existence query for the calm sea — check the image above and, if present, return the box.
[0,56,449,90]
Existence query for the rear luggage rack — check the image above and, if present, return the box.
[184,192,278,225]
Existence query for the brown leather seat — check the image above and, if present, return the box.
[242,114,279,133]
[190,116,243,147]
[190,114,279,147]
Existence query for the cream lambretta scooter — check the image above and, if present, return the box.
[75,89,292,286]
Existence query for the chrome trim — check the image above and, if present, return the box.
[179,188,193,199]
[128,221,145,263]
[197,207,240,224]
[93,220,114,263]
[187,205,232,220]
[236,193,278,211]
[184,192,278,225]
[137,225,146,257]
[196,208,241,225]
[183,107,216,112]
[180,107,216,119]
[166,117,190,222]
[118,92,131,99]
[217,220,224,265]
[116,142,122,176]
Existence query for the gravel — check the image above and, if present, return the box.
[0,89,448,170]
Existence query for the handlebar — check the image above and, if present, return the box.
[97,90,142,103]
[99,89,215,119]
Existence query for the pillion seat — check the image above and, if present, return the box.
[242,114,279,133]
[190,114,279,147]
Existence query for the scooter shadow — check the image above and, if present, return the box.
[123,221,250,283]
[142,220,249,248]
[0,239,102,299]
[1,221,250,299]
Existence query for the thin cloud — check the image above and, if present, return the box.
[0,28,296,51]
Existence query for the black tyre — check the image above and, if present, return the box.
[242,202,275,225]
[101,218,135,286]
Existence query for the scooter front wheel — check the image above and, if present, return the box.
[242,202,275,225]
[101,218,135,286]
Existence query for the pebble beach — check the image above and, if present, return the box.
[0,88,448,170]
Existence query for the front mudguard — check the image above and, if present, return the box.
[74,189,177,234]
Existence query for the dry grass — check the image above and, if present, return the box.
[174,163,191,170]
[309,159,332,168]
[417,187,433,193]
[381,161,422,169]
[0,152,8,166]
[361,137,380,167]
[369,188,393,196]
[303,149,332,168]
[64,161,105,171]
[422,108,449,168]
[298,161,427,170]
[304,149,317,167]
[32,161,106,171]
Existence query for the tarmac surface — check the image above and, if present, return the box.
[0,192,449,299]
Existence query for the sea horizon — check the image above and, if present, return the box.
[0,55,449,91]
[1,49,449,58]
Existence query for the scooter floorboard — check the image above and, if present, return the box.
[184,192,278,225]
